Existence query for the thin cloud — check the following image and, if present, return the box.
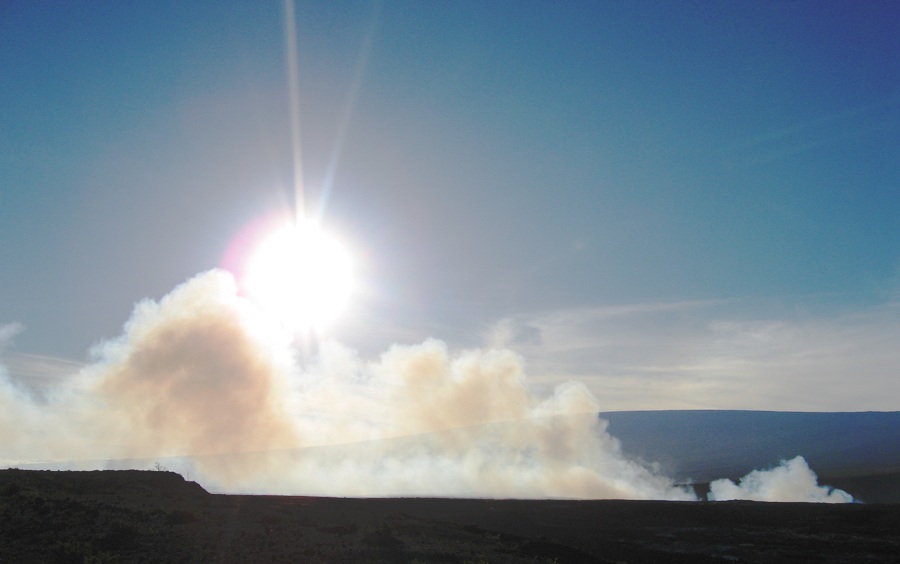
[720,96,900,166]
[489,301,900,411]
[0,352,85,399]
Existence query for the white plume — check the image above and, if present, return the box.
[708,456,853,503]
[0,270,695,500]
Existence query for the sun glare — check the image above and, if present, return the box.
[244,221,353,332]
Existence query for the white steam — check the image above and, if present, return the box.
[708,456,853,503]
[0,270,695,500]
[0,323,23,347]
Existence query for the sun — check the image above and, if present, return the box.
[243,220,354,332]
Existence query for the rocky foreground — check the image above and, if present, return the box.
[0,469,898,564]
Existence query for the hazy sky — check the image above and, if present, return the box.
[2,0,899,411]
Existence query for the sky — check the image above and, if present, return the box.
[1,0,899,412]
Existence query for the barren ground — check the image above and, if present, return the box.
[1,469,898,564]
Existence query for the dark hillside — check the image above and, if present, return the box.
[601,410,900,483]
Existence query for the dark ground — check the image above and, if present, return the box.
[1,469,898,564]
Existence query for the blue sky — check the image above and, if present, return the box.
[1,0,899,410]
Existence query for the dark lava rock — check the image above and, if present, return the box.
[1,469,899,563]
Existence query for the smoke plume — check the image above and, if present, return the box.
[708,456,854,503]
[0,270,696,500]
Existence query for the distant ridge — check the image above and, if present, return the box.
[600,410,900,482]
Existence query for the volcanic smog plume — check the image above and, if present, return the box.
[0,270,699,499]
[0,270,853,502]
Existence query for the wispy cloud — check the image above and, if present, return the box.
[0,352,85,398]
[487,300,900,411]
[0,323,88,400]
[719,95,900,166]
